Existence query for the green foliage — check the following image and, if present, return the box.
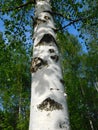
[52,0,98,43]
[0,33,31,130]
[57,32,98,130]
[0,0,98,44]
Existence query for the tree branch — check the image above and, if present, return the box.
[62,18,82,29]
[57,15,95,31]
[56,18,82,31]
[1,1,35,12]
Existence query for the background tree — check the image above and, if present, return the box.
[0,33,31,130]
[57,32,98,130]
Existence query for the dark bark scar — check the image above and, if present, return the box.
[37,97,63,111]
[31,57,48,73]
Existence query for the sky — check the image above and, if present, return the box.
[0,20,5,32]
[67,25,87,51]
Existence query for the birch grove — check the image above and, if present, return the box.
[29,0,70,129]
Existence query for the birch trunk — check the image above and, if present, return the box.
[29,0,70,130]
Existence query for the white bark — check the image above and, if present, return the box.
[29,0,70,130]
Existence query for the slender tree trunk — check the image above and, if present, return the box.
[89,119,94,130]
[29,0,70,130]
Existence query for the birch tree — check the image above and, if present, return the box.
[29,0,70,130]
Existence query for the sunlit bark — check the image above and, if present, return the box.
[29,0,70,130]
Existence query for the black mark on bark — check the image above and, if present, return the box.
[60,79,65,85]
[44,15,50,20]
[35,34,58,47]
[37,97,63,111]
[35,42,45,47]
[43,10,52,15]
[50,88,59,91]
[50,55,59,62]
[49,49,55,53]
[33,17,46,28]
[37,18,46,24]
[58,118,69,129]
[33,19,37,28]
[31,57,48,73]
[50,88,53,90]
[40,34,56,44]
[59,121,66,128]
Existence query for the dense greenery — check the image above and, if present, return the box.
[0,0,98,129]
[57,32,98,130]
[0,33,31,129]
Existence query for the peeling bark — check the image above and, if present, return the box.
[29,0,70,130]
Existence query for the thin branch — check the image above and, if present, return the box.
[1,1,35,12]
[63,18,82,28]
[57,14,95,30]
[57,18,82,31]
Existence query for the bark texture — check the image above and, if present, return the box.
[29,0,70,130]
